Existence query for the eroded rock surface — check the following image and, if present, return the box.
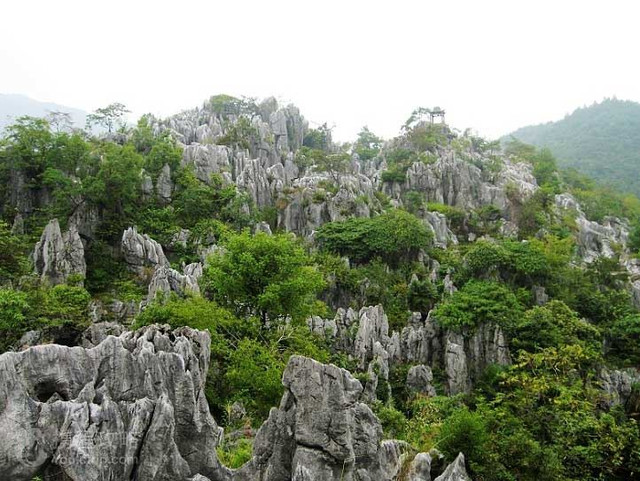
[309,305,510,396]
[32,218,86,285]
[0,324,229,481]
[121,226,169,274]
[1,328,474,481]
[233,355,471,481]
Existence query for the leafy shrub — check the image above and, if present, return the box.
[437,407,489,472]
[434,280,522,331]
[315,209,432,266]
[204,232,325,323]
[407,278,438,313]
[216,438,253,469]
[511,301,601,355]
[0,289,30,351]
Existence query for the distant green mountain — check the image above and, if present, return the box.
[507,98,640,195]
[0,93,87,132]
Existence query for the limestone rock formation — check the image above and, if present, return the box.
[308,305,510,397]
[146,262,203,302]
[121,226,169,274]
[399,154,537,215]
[233,355,470,481]
[407,364,437,397]
[156,163,174,202]
[434,453,471,481]
[32,218,86,285]
[0,325,230,481]
[599,367,640,411]
[182,144,234,184]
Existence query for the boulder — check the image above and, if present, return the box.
[407,364,437,397]
[121,227,169,274]
[32,219,86,285]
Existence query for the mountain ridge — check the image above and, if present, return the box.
[507,97,640,195]
[0,93,87,131]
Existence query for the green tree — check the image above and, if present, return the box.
[86,102,130,133]
[353,126,383,161]
[303,123,331,150]
[203,232,325,324]
[407,278,438,313]
[0,289,30,351]
[511,300,601,356]
[0,221,28,282]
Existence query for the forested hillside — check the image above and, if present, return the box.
[508,98,640,195]
[1,95,640,481]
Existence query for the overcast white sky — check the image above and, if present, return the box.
[1,0,638,141]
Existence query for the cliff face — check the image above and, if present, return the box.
[0,325,472,481]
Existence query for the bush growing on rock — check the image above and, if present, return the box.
[315,209,432,266]
[434,280,522,331]
[203,231,325,324]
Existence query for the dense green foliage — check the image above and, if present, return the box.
[203,231,325,323]
[434,280,523,331]
[315,209,432,265]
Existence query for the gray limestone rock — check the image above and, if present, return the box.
[406,452,433,481]
[355,305,391,370]
[0,325,230,481]
[141,171,154,197]
[79,321,127,348]
[407,364,437,397]
[156,163,174,202]
[434,453,471,481]
[533,285,549,305]
[234,356,408,481]
[254,221,273,235]
[146,263,202,302]
[121,227,169,274]
[424,211,457,248]
[237,159,272,208]
[445,332,471,395]
[32,219,86,285]
[599,367,640,410]
[182,144,233,183]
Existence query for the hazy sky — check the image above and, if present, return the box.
[1,0,639,141]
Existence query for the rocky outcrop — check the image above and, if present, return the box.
[1,327,475,481]
[32,219,86,285]
[424,211,457,248]
[555,193,629,263]
[234,355,472,481]
[434,453,471,481]
[599,367,640,411]
[309,305,510,397]
[0,325,230,481]
[182,144,235,183]
[555,193,640,306]
[407,364,437,397]
[147,262,203,302]
[121,227,169,274]
[398,154,537,215]
[156,163,174,202]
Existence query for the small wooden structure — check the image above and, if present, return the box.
[429,107,446,125]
